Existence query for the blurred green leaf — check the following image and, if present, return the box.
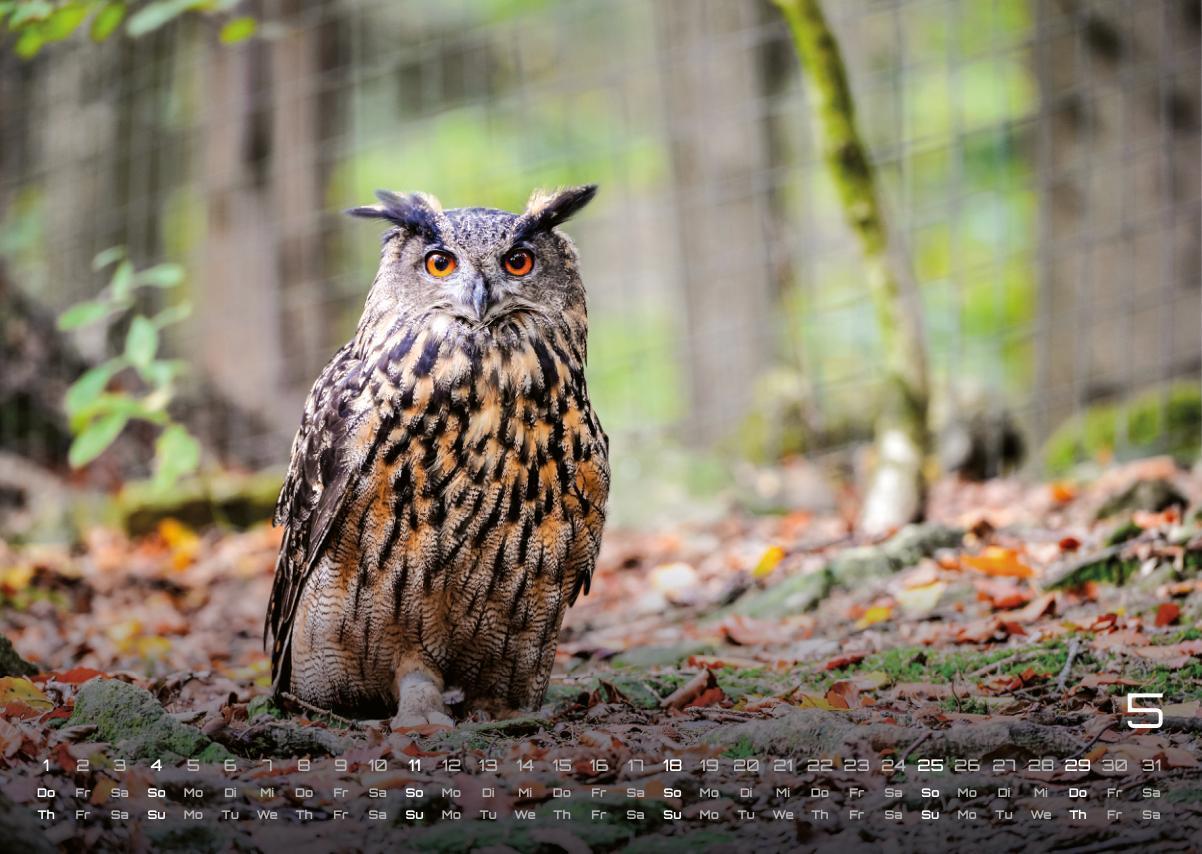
[64,359,125,416]
[69,391,162,432]
[58,300,110,331]
[141,358,181,389]
[124,316,158,369]
[125,0,195,37]
[91,245,125,271]
[68,411,129,468]
[218,16,254,43]
[14,26,42,58]
[9,1,52,27]
[90,1,125,41]
[110,259,134,300]
[135,263,184,287]
[153,424,201,489]
[42,3,88,41]
[151,301,191,329]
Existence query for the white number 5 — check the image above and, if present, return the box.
[1126,693,1164,730]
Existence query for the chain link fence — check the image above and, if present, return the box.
[0,0,1198,516]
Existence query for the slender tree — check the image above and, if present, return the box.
[772,0,931,534]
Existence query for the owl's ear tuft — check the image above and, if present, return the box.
[514,184,598,241]
[347,190,445,242]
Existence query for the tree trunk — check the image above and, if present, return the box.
[654,0,777,445]
[772,0,931,535]
[193,2,344,464]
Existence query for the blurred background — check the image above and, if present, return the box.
[0,0,1198,535]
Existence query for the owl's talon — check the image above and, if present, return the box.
[390,712,454,732]
[391,669,454,731]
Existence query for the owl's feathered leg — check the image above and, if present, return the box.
[389,658,454,731]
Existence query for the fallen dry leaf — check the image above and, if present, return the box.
[824,652,866,671]
[661,669,723,710]
[854,605,892,630]
[0,677,53,713]
[752,545,786,579]
[1154,602,1180,627]
[960,546,1035,579]
[1128,640,1202,668]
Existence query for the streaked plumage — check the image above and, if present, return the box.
[266,187,608,727]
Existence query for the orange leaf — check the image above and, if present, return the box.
[49,667,106,686]
[1155,603,1181,627]
[1049,481,1077,503]
[825,680,860,709]
[824,652,866,671]
[960,546,1034,579]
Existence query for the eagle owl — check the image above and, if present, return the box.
[265,186,609,729]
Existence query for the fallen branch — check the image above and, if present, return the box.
[1055,638,1081,693]
[281,691,365,731]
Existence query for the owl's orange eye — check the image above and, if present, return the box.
[424,250,457,278]
[503,248,534,277]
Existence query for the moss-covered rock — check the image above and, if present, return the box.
[611,643,715,669]
[728,523,961,618]
[1096,478,1187,520]
[0,635,35,677]
[830,522,962,585]
[67,678,231,762]
[726,568,832,618]
[1044,382,1201,475]
[117,469,283,536]
[1044,545,1139,589]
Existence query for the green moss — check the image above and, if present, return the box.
[611,644,714,669]
[713,665,803,702]
[1106,519,1143,546]
[0,635,35,677]
[940,696,990,715]
[245,694,282,720]
[117,469,284,535]
[1044,382,1202,474]
[841,641,1070,686]
[67,678,231,762]
[1131,660,1202,701]
[722,736,759,759]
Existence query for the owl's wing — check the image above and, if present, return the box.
[565,423,610,605]
[265,341,379,694]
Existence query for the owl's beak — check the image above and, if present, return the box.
[468,276,490,321]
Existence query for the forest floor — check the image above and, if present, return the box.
[2,456,1202,852]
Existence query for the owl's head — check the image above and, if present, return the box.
[350,185,597,331]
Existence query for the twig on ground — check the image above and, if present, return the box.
[1071,716,1116,758]
[281,691,365,730]
[900,731,931,765]
[968,653,1021,679]
[1056,638,1081,693]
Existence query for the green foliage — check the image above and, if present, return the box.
[58,247,201,488]
[216,13,251,43]
[1,0,253,58]
[1043,382,1202,474]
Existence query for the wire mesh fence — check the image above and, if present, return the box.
[0,0,1198,515]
